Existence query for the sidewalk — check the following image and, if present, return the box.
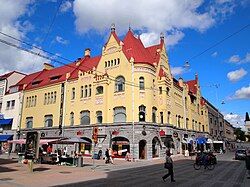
[0,153,188,187]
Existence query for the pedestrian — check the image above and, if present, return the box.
[162,150,175,182]
[109,148,114,164]
[105,149,110,164]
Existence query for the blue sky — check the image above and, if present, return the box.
[0,0,249,129]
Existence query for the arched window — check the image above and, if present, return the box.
[115,76,125,92]
[84,85,88,97]
[47,93,50,104]
[114,107,126,122]
[139,105,146,122]
[89,84,92,97]
[160,112,163,123]
[81,86,84,98]
[139,77,145,90]
[96,86,103,95]
[54,91,57,103]
[80,110,90,125]
[152,107,157,123]
[96,111,103,124]
[167,111,171,123]
[71,87,75,100]
[70,112,74,126]
[166,87,170,96]
[44,115,53,127]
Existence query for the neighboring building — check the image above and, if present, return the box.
[0,71,26,152]
[245,112,250,136]
[19,26,210,159]
[224,119,236,149]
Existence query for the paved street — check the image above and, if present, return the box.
[56,152,250,187]
[0,152,249,187]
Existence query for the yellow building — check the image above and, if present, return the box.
[19,25,209,159]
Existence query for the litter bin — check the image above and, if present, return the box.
[18,153,25,163]
[77,156,83,167]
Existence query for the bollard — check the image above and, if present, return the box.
[28,160,33,173]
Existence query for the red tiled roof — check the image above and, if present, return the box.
[123,30,158,66]
[69,56,101,80]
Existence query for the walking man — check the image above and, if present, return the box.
[162,150,175,182]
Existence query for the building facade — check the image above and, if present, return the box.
[18,26,219,159]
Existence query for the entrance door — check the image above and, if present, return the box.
[139,140,147,159]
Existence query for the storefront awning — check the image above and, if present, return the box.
[0,119,13,126]
[0,134,13,142]
[196,137,207,144]
[8,139,60,145]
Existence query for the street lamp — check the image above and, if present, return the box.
[130,57,135,161]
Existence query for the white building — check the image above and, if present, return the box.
[0,71,25,152]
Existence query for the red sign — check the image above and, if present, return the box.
[76,131,83,136]
[159,130,165,136]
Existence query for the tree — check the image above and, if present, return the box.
[234,128,246,141]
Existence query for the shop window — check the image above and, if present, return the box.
[80,110,90,125]
[44,115,53,127]
[114,107,126,123]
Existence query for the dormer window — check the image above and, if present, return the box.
[32,80,42,86]
[50,75,61,81]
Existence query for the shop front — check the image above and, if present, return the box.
[79,137,92,156]
[111,136,130,158]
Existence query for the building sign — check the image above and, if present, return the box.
[173,131,178,138]
[159,130,165,136]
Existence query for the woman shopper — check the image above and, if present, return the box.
[162,150,175,182]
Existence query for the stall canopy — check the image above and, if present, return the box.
[56,137,91,144]
[0,134,13,142]
[196,137,207,144]
[0,119,13,126]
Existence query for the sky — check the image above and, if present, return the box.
[0,0,249,130]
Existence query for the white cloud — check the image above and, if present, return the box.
[60,1,72,13]
[229,55,240,63]
[73,0,217,46]
[228,52,250,64]
[140,30,184,48]
[0,0,48,74]
[231,85,250,99]
[211,51,218,57]
[171,66,187,76]
[227,68,247,82]
[224,112,245,130]
[55,36,68,45]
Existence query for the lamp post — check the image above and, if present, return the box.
[130,57,135,161]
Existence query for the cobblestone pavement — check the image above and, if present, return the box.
[0,152,249,187]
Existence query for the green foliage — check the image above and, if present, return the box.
[234,128,246,141]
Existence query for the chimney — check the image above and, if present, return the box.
[160,32,164,44]
[195,73,198,81]
[43,63,54,70]
[178,77,183,87]
[84,48,91,57]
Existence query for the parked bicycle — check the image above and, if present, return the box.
[193,152,216,170]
